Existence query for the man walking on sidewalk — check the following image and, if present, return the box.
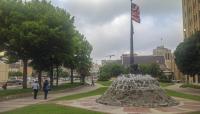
[32,81,40,99]
[43,80,49,100]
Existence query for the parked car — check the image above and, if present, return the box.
[172,80,181,83]
[7,79,23,85]
[61,77,70,81]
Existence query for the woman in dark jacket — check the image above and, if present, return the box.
[43,80,49,99]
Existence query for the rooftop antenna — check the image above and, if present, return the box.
[161,38,164,47]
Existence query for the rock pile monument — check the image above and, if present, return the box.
[96,74,178,107]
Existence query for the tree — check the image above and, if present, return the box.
[0,0,36,88]
[0,0,75,88]
[98,63,126,81]
[76,35,93,84]
[139,63,162,77]
[174,32,200,83]
[27,0,75,87]
[64,31,80,84]
[57,68,69,78]
[8,71,23,78]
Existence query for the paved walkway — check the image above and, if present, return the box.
[165,83,200,96]
[0,84,100,113]
[57,96,200,114]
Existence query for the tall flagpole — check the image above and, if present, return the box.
[130,0,134,73]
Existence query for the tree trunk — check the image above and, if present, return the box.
[80,75,85,85]
[22,59,28,89]
[56,66,59,86]
[193,75,196,83]
[70,68,74,84]
[50,65,54,88]
[187,75,189,84]
[38,70,42,89]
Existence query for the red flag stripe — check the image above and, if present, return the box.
[131,3,140,23]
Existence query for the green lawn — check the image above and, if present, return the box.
[0,83,82,100]
[51,83,82,91]
[56,87,108,100]
[186,111,200,114]
[97,81,113,86]
[165,89,200,101]
[0,88,32,98]
[159,82,174,87]
[0,104,106,114]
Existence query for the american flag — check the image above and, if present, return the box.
[131,3,140,23]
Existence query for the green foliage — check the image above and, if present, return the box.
[174,32,200,76]
[8,71,23,77]
[139,63,162,77]
[139,63,170,82]
[180,83,200,89]
[53,68,69,78]
[0,104,106,114]
[98,63,126,81]
[56,87,108,101]
[62,31,93,84]
[59,70,69,78]
[0,0,92,88]
[76,34,93,84]
[158,74,171,83]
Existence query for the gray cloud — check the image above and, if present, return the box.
[51,0,183,60]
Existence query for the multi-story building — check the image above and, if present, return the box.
[0,63,9,82]
[153,46,184,81]
[101,60,122,66]
[153,46,171,60]
[182,0,200,84]
[182,0,200,38]
[0,52,34,82]
[121,54,165,68]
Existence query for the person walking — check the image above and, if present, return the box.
[43,80,49,99]
[91,76,95,86]
[2,82,7,90]
[32,81,39,99]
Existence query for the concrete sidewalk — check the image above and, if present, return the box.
[165,83,200,96]
[0,84,100,113]
[57,96,200,114]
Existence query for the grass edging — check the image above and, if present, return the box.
[97,81,112,86]
[165,89,200,101]
[56,87,108,101]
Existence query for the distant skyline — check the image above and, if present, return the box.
[51,0,183,61]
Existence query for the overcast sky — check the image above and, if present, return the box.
[51,0,183,62]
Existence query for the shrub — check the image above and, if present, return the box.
[180,84,200,89]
